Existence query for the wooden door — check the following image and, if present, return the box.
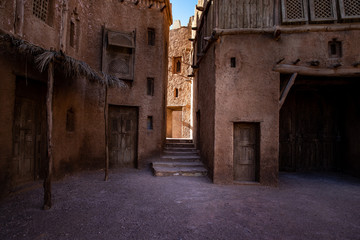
[13,98,37,182]
[172,110,182,138]
[233,123,259,182]
[109,106,138,168]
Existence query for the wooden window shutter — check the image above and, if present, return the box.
[309,0,337,22]
[281,0,309,23]
[107,31,135,48]
[339,0,360,19]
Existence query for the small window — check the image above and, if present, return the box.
[147,116,153,130]
[147,78,154,96]
[66,108,75,132]
[174,88,179,98]
[148,28,155,46]
[328,39,342,58]
[33,0,49,22]
[70,21,75,47]
[231,57,236,68]
[173,57,182,73]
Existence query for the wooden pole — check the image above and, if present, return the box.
[43,61,54,210]
[273,64,360,77]
[279,73,297,109]
[104,84,109,181]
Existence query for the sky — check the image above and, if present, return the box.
[170,0,198,27]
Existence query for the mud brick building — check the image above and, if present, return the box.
[0,0,172,197]
[166,19,194,139]
[192,0,360,185]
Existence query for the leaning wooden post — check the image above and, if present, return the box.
[44,61,54,210]
[104,84,109,181]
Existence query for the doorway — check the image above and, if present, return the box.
[233,123,260,182]
[108,105,138,168]
[13,77,47,183]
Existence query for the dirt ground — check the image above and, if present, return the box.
[0,169,359,240]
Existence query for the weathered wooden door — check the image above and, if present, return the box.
[13,99,36,182]
[109,106,138,168]
[13,78,47,182]
[233,123,259,182]
[172,110,182,138]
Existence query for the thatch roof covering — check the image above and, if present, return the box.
[0,33,126,88]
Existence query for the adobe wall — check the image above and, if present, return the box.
[167,23,193,138]
[81,1,170,167]
[213,34,280,185]
[196,44,216,179]
[210,29,360,185]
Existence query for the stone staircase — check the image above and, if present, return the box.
[152,139,207,177]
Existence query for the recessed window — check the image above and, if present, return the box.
[33,0,54,25]
[174,88,179,98]
[231,57,236,68]
[147,78,154,96]
[148,28,155,46]
[70,21,75,47]
[66,108,75,132]
[328,39,342,58]
[147,116,153,130]
[173,57,182,73]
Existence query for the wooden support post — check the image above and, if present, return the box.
[104,84,109,181]
[43,61,54,210]
[279,73,297,109]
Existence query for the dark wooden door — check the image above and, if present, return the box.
[13,99,36,182]
[233,123,259,182]
[13,78,47,182]
[109,106,138,168]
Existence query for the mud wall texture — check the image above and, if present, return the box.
[167,23,193,138]
[0,0,171,196]
[195,44,216,180]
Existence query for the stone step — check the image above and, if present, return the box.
[165,143,195,148]
[153,165,207,177]
[164,147,198,152]
[161,155,200,161]
[163,150,199,156]
[153,161,203,168]
[166,138,193,144]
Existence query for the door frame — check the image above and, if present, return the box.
[233,122,260,182]
[108,104,139,168]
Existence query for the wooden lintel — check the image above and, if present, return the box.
[273,64,360,77]
[196,5,204,11]
[279,73,297,109]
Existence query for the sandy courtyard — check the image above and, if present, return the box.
[1,169,359,240]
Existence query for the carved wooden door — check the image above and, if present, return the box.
[233,123,259,182]
[109,106,138,168]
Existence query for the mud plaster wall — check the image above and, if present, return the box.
[213,35,279,185]
[196,44,216,179]
[209,30,360,185]
[167,25,193,138]
[81,1,170,167]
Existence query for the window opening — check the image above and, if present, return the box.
[175,88,179,98]
[33,0,49,22]
[328,39,342,58]
[148,28,155,46]
[231,57,236,68]
[147,116,153,130]
[147,78,154,96]
[70,21,75,47]
[66,108,75,132]
[173,57,182,73]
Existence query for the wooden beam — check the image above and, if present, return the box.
[104,85,109,181]
[279,73,297,109]
[43,61,54,210]
[273,64,360,77]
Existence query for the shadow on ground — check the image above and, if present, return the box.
[1,169,359,240]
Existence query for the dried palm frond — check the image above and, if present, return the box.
[1,33,126,88]
[35,51,56,72]
[102,72,128,88]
